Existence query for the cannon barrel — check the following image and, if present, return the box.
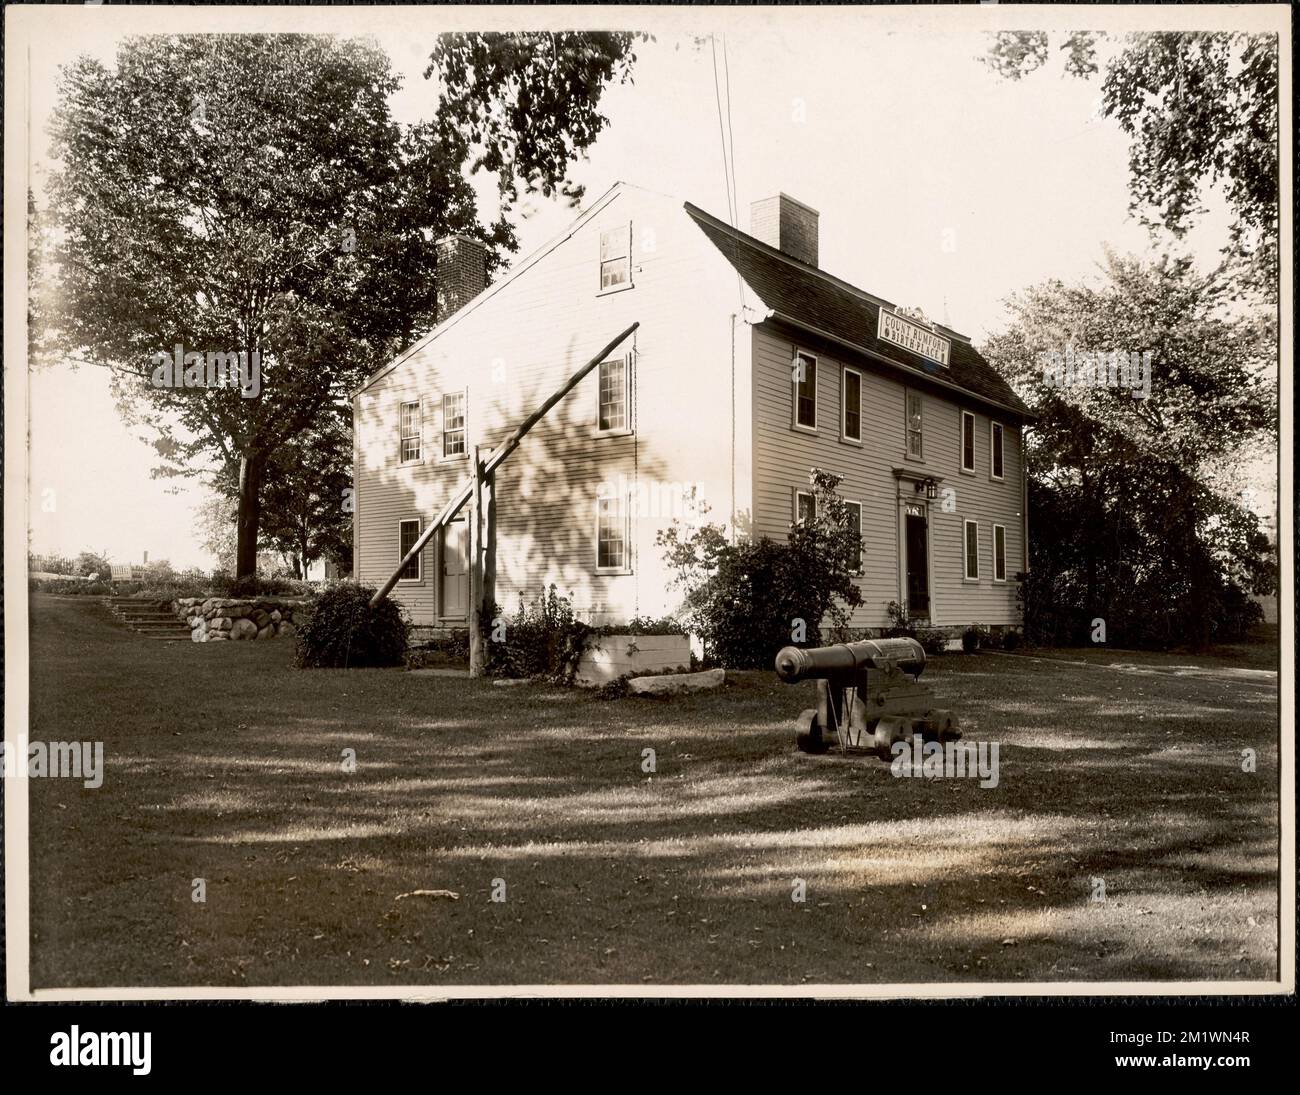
[774,637,926,683]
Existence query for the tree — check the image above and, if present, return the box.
[75,550,113,578]
[983,32,1279,296]
[982,252,1276,648]
[44,35,450,576]
[427,31,645,213]
[255,413,353,579]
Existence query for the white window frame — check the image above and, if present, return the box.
[904,388,924,460]
[398,398,423,465]
[846,499,864,576]
[441,390,467,460]
[841,366,863,444]
[993,523,1007,583]
[397,518,423,584]
[595,489,632,574]
[596,355,633,436]
[963,519,980,582]
[990,421,1005,481]
[793,488,817,527]
[792,350,817,432]
[598,223,633,294]
[960,410,976,474]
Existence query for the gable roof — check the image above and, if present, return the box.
[684,203,1031,420]
[355,181,632,397]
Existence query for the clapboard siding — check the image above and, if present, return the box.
[751,322,1024,628]
[353,185,748,626]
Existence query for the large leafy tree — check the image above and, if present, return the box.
[44,34,479,576]
[982,252,1276,648]
[983,31,1279,296]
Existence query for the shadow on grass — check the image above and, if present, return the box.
[27,596,1280,988]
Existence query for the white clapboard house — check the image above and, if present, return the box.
[352,183,1030,632]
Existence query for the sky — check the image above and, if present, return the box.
[23,19,1265,569]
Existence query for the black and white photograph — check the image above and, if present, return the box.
[2,0,1292,1028]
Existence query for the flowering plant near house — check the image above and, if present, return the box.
[657,469,863,668]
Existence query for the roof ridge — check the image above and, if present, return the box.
[683,201,973,345]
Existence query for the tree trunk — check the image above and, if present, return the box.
[235,453,266,579]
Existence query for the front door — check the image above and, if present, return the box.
[439,518,469,620]
[904,504,930,618]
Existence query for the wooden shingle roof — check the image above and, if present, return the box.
[686,203,1031,420]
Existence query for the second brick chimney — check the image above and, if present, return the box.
[749,194,819,268]
[436,234,489,320]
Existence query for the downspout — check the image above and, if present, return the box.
[1021,423,1030,631]
[730,312,736,537]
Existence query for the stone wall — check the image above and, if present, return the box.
[174,598,311,643]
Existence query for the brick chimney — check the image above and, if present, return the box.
[435,234,489,320]
[750,194,819,267]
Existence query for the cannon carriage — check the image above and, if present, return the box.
[774,637,960,757]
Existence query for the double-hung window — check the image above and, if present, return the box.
[842,367,862,442]
[905,390,923,458]
[599,225,632,291]
[990,422,1005,480]
[793,351,817,430]
[597,357,631,433]
[993,524,1007,582]
[961,411,976,473]
[963,520,980,581]
[398,519,422,582]
[442,392,466,458]
[399,400,421,463]
[596,489,631,572]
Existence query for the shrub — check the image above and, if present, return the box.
[1001,629,1023,651]
[961,623,988,654]
[590,615,685,637]
[488,586,592,683]
[915,628,950,656]
[294,583,409,668]
[31,578,117,596]
[594,674,633,700]
[883,600,919,638]
[657,469,863,668]
[213,572,306,598]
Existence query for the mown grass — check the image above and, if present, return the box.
[26,595,1279,989]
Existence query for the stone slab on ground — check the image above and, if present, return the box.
[627,668,725,696]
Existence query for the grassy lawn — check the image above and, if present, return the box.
[26,594,1279,989]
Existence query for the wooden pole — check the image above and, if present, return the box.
[482,468,497,631]
[468,446,485,677]
[370,322,638,607]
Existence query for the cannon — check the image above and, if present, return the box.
[774,637,960,757]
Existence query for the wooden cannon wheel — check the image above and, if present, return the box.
[794,709,826,754]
